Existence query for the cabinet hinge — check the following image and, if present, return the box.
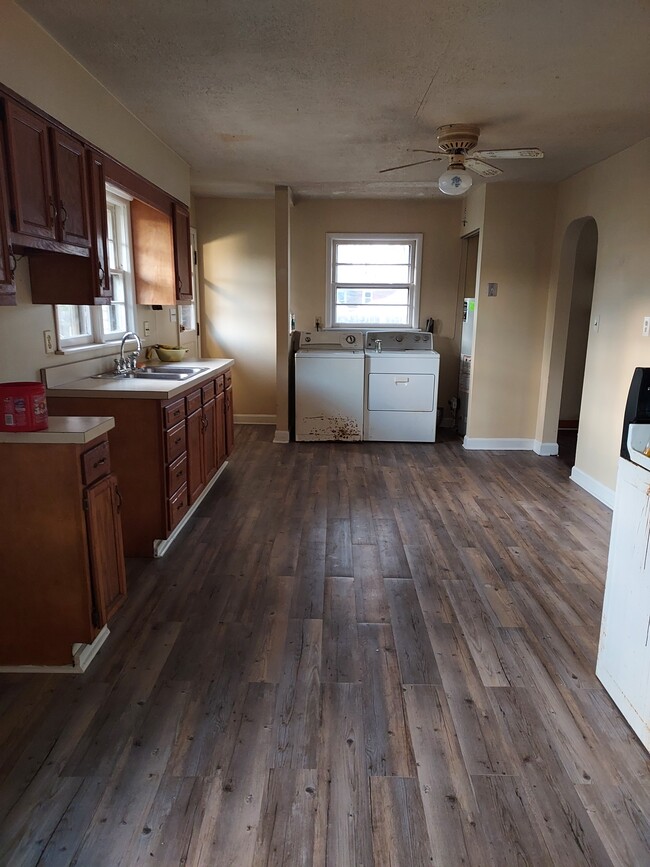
[82,493,89,511]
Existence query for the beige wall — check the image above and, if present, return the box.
[196,197,276,419]
[290,197,463,415]
[0,0,190,382]
[537,137,650,495]
[467,184,557,440]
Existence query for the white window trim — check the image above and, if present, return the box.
[326,232,423,329]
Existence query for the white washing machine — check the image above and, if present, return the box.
[364,331,440,442]
[295,330,365,441]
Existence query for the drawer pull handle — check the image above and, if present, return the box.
[93,458,106,468]
[174,437,182,445]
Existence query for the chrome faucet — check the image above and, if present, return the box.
[117,331,142,373]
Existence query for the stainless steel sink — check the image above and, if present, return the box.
[92,365,209,381]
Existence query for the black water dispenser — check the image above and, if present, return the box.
[620,367,650,460]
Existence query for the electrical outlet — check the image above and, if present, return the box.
[643,316,650,337]
[169,308,177,323]
[487,282,498,297]
[43,330,55,354]
[143,320,151,337]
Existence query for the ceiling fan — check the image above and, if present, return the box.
[380,124,544,195]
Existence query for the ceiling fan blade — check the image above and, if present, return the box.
[379,157,441,174]
[465,157,502,178]
[473,147,544,160]
[409,149,443,157]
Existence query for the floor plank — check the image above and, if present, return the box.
[0,427,648,866]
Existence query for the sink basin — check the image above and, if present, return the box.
[92,366,209,381]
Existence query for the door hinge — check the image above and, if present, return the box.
[196,322,200,337]
[83,493,89,511]
[193,249,197,266]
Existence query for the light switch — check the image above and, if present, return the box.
[487,282,498,297]
[643,316,650,337]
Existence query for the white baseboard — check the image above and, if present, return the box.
[570,466,614,509]
[234,414,276,425]
[463,437,535,451]
[533,440,559,456]
[0,625,110,674]
[273,430,290,444]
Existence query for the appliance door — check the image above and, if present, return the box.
[295,354,364,441]
[367,373,435,412]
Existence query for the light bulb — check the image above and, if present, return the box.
[438,167,472,196]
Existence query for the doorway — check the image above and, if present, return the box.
[457,231,479,436]
[557,220,598,468]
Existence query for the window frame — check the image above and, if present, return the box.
[325,232,423,329]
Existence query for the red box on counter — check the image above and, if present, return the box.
[0,382,48,432]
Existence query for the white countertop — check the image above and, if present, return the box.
[45,358,234,400]
[0,416,115,444]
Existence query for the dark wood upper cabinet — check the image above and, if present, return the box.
[4,99,91,252]
[0,130,15,303]
[87,149,112,301]
[50,128,91,248]
[4,101,56,241]
[173,202,193,303]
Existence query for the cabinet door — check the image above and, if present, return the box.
[131,198,175,306]
[51,129,91,248]
[186,407,204,503]
[216,391,226,467]
[87,149,112,301]
[4,101,56,240]
[225,384,235,456]
[203,397,218,483]
[173,202,192,303]
[85,473,127,626]
[0,130,15,302]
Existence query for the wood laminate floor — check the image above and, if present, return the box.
[1,426,649,866]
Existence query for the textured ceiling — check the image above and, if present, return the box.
[17,0,650,199]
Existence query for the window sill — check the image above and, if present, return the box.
[54,338,145,358]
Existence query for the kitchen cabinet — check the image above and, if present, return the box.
[47,366,234,557]
[0,129,15,304]
[173,202,193,303]
[0,427,126,666]
[225,368,235,455]
[27,149,113,305]
[3,100,91,251]
[131,197,176,306]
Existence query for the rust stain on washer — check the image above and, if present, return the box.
[305,415,361,440]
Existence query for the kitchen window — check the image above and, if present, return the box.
[326,233,422,328]
[55,189,135,349]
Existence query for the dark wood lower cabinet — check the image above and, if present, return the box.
[47,367,234,558]
[0,433,126,666]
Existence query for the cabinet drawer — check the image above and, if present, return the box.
[81,440,111,485]
[215,374,225,395]
[165,419,186,463]
[167,453,187,496]
[202,380,216,402]
[167,483,189,531]
[163,398,186,429]
[186,388,202,415]
[225,369,232,388]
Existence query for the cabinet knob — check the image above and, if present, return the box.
[59,201,68,228]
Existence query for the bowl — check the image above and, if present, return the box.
[155,345,188,362]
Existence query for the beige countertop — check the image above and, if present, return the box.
[45,359,234,400]
[0,416,115,444]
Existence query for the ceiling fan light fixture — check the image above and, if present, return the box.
[438,165,472,196]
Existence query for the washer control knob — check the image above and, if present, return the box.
[345,334,356,344]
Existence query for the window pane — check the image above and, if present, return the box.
[336,243,411,264]
[335,263,411,284]
[57,305,92,339]
[336,287,410,305]
[110,272,125,303]
[179,303,196,332]
[102,302,126,335]
[106,206,117,270]
[335,305,411,325]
